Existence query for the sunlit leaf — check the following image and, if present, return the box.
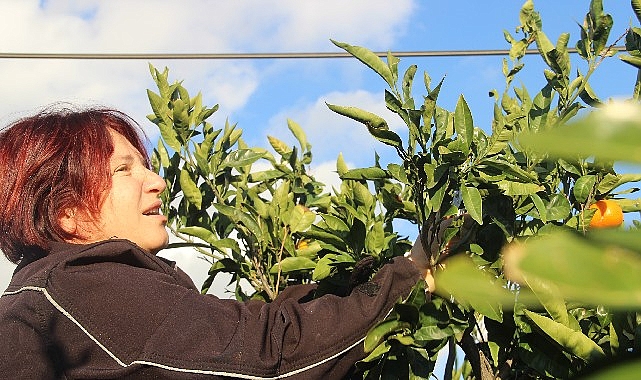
[341,167,388,180]
[269,256,317,274]
[524,310,605,362]
[364,318,411,353]
[214,204,262,239]
[365,221,385,255]
[454,95,474,152]
[546,193,572,221]
[267,135,292,157]
[288,205,316,233]
[179,169,202,209]
[497,180,544,196]
[573,175,596,203]
[461,185,483,224]
[331,39,395,88]
[221,148,266,169]
[633,0,641,25]
[326,103,403,148]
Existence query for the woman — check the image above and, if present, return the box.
[0,105,434,379]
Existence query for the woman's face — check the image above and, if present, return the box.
[79,129,169,253]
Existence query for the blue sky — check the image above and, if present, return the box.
[0,1,637,297]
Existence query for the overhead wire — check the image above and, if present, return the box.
[0,46,626,60]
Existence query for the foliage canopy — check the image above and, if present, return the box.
[148,1,641,378]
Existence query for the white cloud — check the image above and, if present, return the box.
[0,0,415,135]
[239,0,415,51]
[2,1,414,53]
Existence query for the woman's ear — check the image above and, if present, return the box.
[58,208,78,235]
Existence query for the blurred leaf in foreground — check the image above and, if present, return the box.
[503,229,641,308]
[521,100,641,163]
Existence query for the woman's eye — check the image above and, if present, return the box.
[114,165,129,173]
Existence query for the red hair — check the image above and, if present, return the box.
[0,105,150,263]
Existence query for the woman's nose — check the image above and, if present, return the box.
[146,169,167,194]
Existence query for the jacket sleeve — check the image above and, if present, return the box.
[35,246,422,379]
[141,256,422,379]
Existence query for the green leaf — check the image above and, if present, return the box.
[326,103,385,129]
[155,139,170,168]
[479,157,538,182]
[295,240,322,258]
[387,163,409,184]
[341,167,388,181]
[214,204,262,239]
[312,253,354,281]
[177,226,216,244]
[365,221,385,255]
[147,89,168,121]
[221,148,266,169]
[525,277,578,330]
[287,119,309,152]
[273,181,292,219]
[616,197,641,212]
[402,64,417,106]
[179,169,202,209]
[360,341,392,363]
[597,173,641,194]
[364,319,411,353]
[269,256,316,274]
[303,227,347,251]
[288,205,316,233]
[633,0,641,25]
[156,121,182,153]
[336,153,348,177]
[454,95,474,153]
[461,185,483,224]
[573,175,596,204]
[352,181,374,209]
[579,80,602,107]
[546,193,571,221]
[524,310,605,362]
[312,257,333,281]
[248,169,285,183]
[326,103,403,149]
[620,54,641,69]
[178,227,240,253]
[267,135,292,157]
[331,39,395,88]
[530,193,548,223]
[429,178,449,212]
[497,180,544,196]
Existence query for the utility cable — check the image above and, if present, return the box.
[0,46,626,60]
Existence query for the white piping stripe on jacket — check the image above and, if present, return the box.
[2,286,365,379]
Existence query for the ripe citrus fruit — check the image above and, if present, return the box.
[588,199,623,228]
[295,239,309,250]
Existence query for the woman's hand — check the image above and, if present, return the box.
[406,212,477,293]
[406,236,435,291]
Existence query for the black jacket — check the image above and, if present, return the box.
[0,239,421,379]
